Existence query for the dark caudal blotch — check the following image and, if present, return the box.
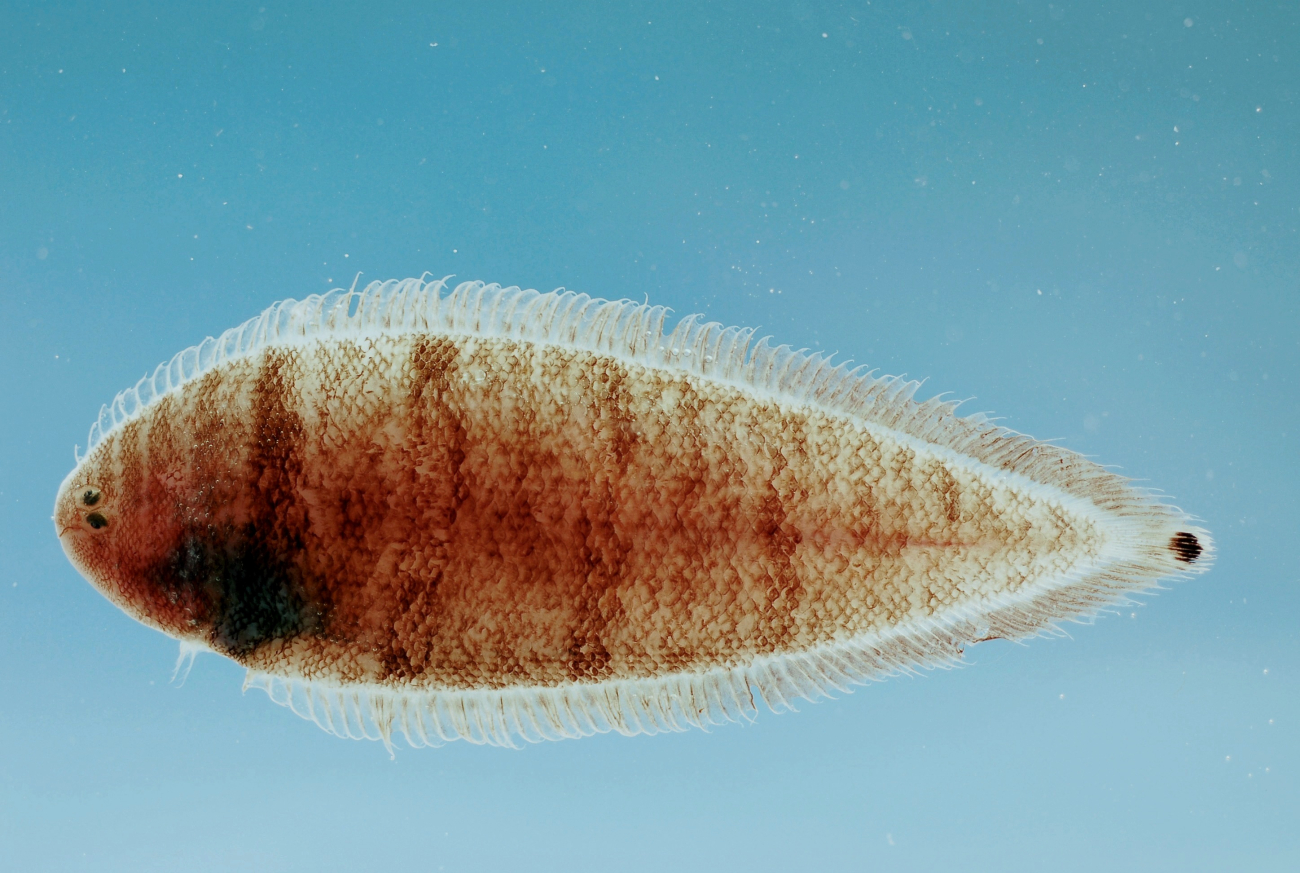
[1169,532,1203,564]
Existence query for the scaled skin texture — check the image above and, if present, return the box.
[59,332,1132,693]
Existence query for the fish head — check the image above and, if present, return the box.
[55,475,118,600]
[54,428,214,646]
[56,413,322,663]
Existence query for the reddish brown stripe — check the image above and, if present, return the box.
[755,415,807,652]
[564,360,636,682]
[378,337,468,680]
[193,348,321,657]
[248,350,307,549]
[938,464,962,525]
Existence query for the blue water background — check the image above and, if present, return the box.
[2,3,1296,870]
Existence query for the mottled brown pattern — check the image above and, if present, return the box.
[56,334,1103,693]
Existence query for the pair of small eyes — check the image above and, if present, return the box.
[79,486,108,530]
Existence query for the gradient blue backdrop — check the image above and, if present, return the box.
[2,2,1296,871]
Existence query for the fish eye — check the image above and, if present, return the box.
[80,486,103,507]
[85,512,109,530]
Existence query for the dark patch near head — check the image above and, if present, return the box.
[138,350,328,657]
[158,526,321,656]
[176,348,329,657]
[1169,532,1203,564]
[86,512,108,530]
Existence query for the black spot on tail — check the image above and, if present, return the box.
[1169,532,1203,564]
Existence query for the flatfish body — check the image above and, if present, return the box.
[54,277,1211,747]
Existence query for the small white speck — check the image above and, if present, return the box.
[1059,693,1065,700]
[1263,668,1269,675]
[1225,755,1231,762]
[822,32,828,38]
[1184,18,1194,27]
[177,173,183,178]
